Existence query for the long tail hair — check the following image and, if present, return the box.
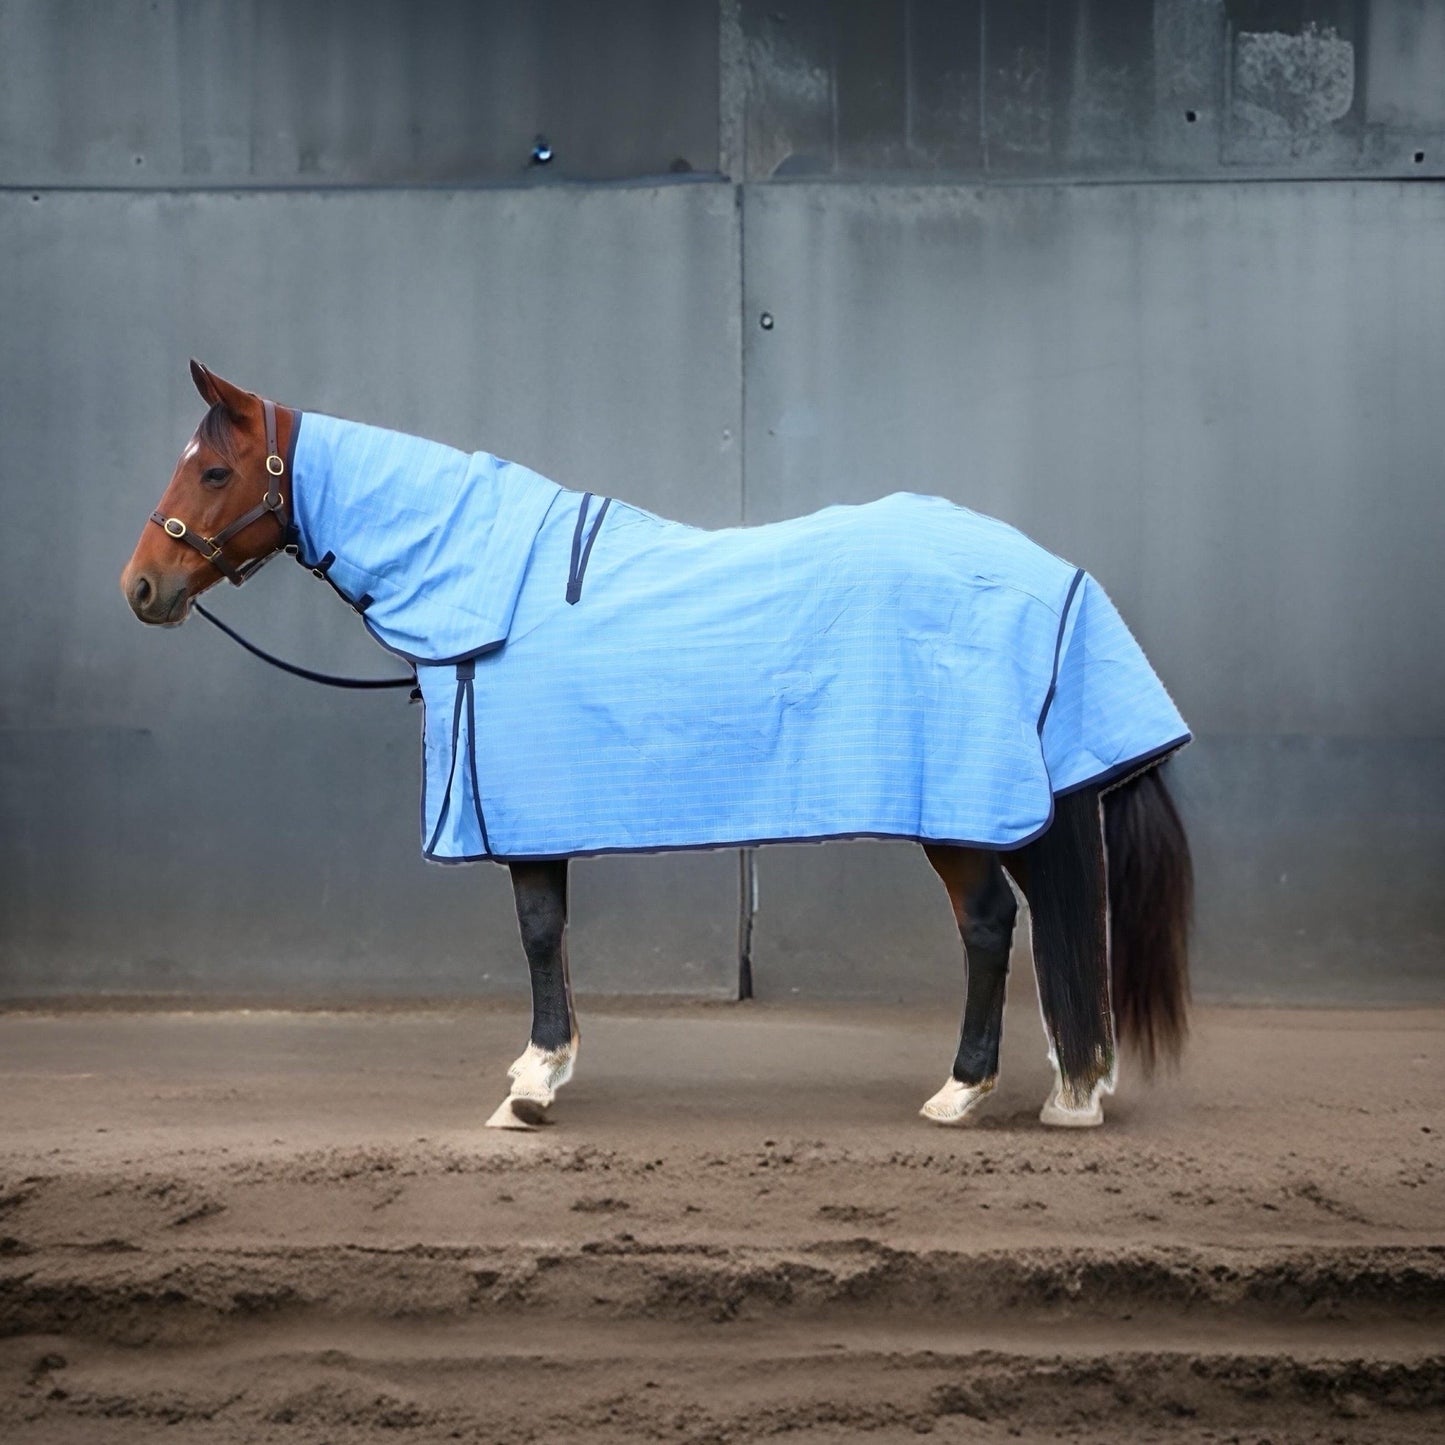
[1102,762,1193,1073]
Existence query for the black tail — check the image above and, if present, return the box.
[1015,787,1114,1104]
[1103,762,1193,1074]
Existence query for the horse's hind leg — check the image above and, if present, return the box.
[919,846,1018,1124]
[486,859,578,1130]
[1005,787,1114,1127]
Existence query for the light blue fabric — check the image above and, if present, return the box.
[290,413,1190,862]
[290,412,562,663]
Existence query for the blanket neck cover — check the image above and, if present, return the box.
[289,412,1190,863]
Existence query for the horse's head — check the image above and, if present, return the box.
[121,361,293,625]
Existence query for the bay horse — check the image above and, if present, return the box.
[121,363,1192,1131]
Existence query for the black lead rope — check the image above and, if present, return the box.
[194,603,416,691]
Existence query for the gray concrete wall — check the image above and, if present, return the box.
[0,183,744,999]
[736,0,1445,180]
[1,1,1441,1005]
[742,180,1445,1004]
[0,0,720,185]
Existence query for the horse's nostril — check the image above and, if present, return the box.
[129,573,157,613]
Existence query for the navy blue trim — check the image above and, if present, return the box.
[290,539,366,618]
[418,683,430,846]
[306,550,379,618]
[363,490,566,665]
[418,735,1192,865]
[463,671,494,857]
[574,498,610,603]
[1036,568,1085,735]
[566,493,612,605]
[297,477,571,668]
[1056,733,1192,797]
[360,616,506,669]
[290,512,507,666]
[279,409,303,548]
[566,493,591,602]
[421,662,496,862]
[424,824,1061,867]
[284,409,302,480]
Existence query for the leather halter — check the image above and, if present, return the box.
[150,398,288,586]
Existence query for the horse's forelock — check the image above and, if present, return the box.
[195,402,237,462]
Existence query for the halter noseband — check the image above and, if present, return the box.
[150,397,288,586]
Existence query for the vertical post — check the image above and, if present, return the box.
[728,0,754,1006]
[737,846,757,1000]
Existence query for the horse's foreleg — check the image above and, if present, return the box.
[486,859,577,1130]
[919,846,1017,1124]
[1005,788,1114,1127]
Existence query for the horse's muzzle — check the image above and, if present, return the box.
[124,569,189,626]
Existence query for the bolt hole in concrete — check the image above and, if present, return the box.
[1185,110,1198,123]
[760,312,775,330]
[1415,151,1426,163]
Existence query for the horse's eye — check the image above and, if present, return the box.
[201,466,231,487]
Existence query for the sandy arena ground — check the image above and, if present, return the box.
[0,995,1440,1444]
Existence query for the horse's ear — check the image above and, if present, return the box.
[189,360,253,419]
[190,358,220,405]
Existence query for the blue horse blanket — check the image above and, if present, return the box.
[288,413,1190,862]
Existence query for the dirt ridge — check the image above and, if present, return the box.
[4,1334,1443,1443]
[4,1239,1442,1344]
[2,1005,1441,1441]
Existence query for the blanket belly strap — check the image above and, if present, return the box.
[461,665,492,856]
[424,660,493,861]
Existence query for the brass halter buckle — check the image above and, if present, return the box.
[163,517,187,539]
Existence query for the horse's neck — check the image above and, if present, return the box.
[297,413,472,521]
[300,412,464,492]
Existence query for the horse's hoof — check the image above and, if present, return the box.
[485,1096,551,1131]
[920,1076,995,1124]
[1038,1081,1104,1128]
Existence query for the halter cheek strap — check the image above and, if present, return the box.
[150,398,288,587]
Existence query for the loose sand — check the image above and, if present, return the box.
[0,996,1440,1443]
